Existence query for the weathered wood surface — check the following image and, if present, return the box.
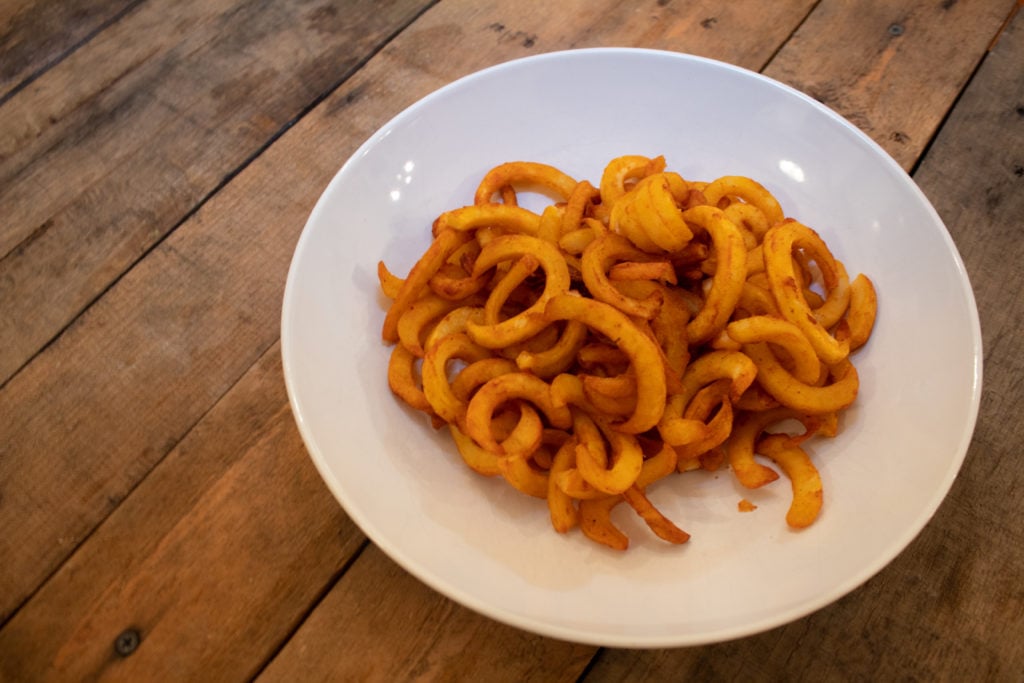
[0,0,433,624]
[1,0,1021,680]
[0,0,139,102]
[763,0,1013,170]
[0,0,433,385]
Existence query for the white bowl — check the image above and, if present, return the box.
[281,48,982,647]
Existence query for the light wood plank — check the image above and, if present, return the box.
[586,6,1024,681]
[0,344,364,682]
[763,0,1016,170]
[257,544,595,683]
[0,0,432,385]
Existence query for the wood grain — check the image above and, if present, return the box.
[257,544,595,683]
[0,0,139,102]
[0,0,1020,680]
[0,113,342,624]
[362,0,816,96]
[0,0,432,385]
[0,343,364,682]
[763,0,1016,170]
[585,6,1024,682]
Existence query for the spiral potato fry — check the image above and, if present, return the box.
[379,155,877,550]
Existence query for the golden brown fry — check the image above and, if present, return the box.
[396,294,463,357]
[382,228,471,343]
[673,379,734,462]
[621,486,690,544]
[744,342,859,415]
[423,305,486,351]
[726,315,820,385]
[599,154,666,208]
[681,206,748,344]
[474,161,578,205]
[378,260,404,299]
[611,173,693,252]
[515,320,588,378]
[572,411,644,495]
[450,357,518,402]
[548,437,581,532]
[762,220,850,364]
[464,372,572,454]
[434,204,543,237]
[561,180,601,236]
[726,407,828,489]
[843,273,878,351]
[702,175,784,227]
[582,233,665,319]
[607,260,678,284]
[579,496,629,551]
[757,433,824,528]
[658,350,757,447]
[387,344,433,413]
[544,294,667,434]
[450,423,502,476]
[421,332,492,425]
[466,234,571,349]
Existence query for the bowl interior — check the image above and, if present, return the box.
[281,48,981,647]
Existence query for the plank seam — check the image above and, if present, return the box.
[246,539,372,682]
[575,647,609,681]
[0,332,286,631]
[757,0,824,72]
[907,3,1016,179]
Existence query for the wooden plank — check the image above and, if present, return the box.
[0,113,329,624]
[363,0,817,93]
[0,343,366,682]
[0,0,139,102]
[584,6,1024,682]
[0,0,432,385]
[256,544,595,682]
[763,0,1016,170]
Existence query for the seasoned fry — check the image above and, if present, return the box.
[379,156,876,550]
[756,434,824,528]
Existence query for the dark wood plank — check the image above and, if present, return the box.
[585,5,1024,682]
[0,0,139,102]
[256,544,594,683]
[0,0,432,385]
[763,0,1016,170]
[0,343,365,682]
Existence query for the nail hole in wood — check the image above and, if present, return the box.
[114,628,141,657]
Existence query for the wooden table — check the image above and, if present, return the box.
[2,1,1022,680]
